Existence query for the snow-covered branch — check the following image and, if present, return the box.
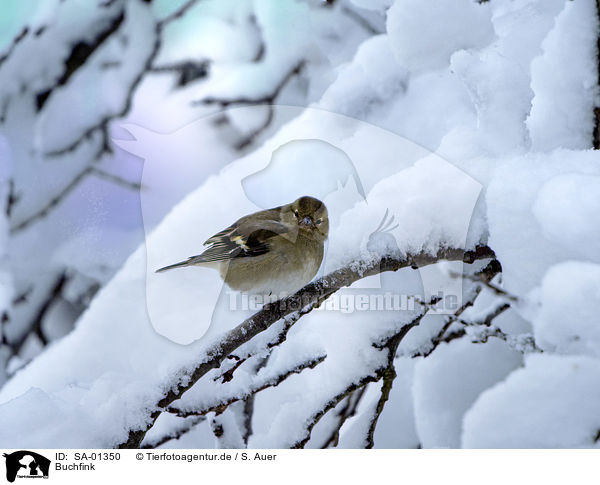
[296,311,426,450]
[141,416,205,450]
[169,354,327,418]
[320,387,367,449]
[118,244,495,448]
[2,0,598,451]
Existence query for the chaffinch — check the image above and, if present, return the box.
[156,196,329,297]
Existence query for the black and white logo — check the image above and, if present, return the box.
[3,451,50,482]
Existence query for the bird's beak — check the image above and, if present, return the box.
[299,216,313,227]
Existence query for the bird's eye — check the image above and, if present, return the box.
[316,219,322,225]
[294,210,299,218]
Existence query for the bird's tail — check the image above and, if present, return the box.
[155,260,192,273]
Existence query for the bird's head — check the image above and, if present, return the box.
[287,196,329,242]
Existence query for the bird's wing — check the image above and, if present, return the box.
[192,218,291,263]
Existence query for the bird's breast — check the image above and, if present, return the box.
[223,237,323,297]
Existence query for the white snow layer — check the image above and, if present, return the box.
[0,0,599,448]
[463,354,600,448]
[533,261,600,357]
[413,338,522,448]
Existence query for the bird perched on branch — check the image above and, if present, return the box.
[156,196,329,298]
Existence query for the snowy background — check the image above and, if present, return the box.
[0,0,599,449]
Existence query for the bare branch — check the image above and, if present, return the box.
[416,259,502,358]
[241,395,255,446]
[320,386,368,449]
[475,302,511,327]
[341,6,382,35]
[90,167,143,191]
[157,0,203,28]
[0,27,29,68]
[150,60,210,87]
[11,165,141,233]
[365,349,398,448]
[234,106,274,151]
[11,167,92,233]
[450,265,519,303]
[467,325,541,353]
[593,0,600,149]
[5,180,18,217]
[192,62,305,107]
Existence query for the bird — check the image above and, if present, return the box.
[156,196,329,298]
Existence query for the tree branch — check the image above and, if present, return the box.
[157,0,203,28]
[192,62,305,107]
[7,271,70,355]
[11,166,142,233]
[150,59,210,87]
[35,10,126,111]
[215,309,307,384]
[365,346,399,448]
[10,168,92,233]
[291,311,427,449]
[416,259,502,358]
[593,0,600,149]
[320,386,368,448]
[90,167,143,191]
[169,354,326,418]
[141,416,205,449]
[117,244,495,448]
[341,6,382,35]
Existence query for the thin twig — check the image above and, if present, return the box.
[450,268,519,302]
[117,245,495,448]
[192,62,305,107]
[8,272,70,354]
[157,0,203,28]
[169,354,326,418]
[11,168,92,233]
[341,6,382,35]
[320,386,368,449]
[417,260,502,358]
[365,344,399,448]
[90,167,143,190]
[291,312,427,449]
[141,416,205,449]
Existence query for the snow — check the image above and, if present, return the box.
[339,357,419,448]
[486,149,600,301]
[156,1,260,65]
[128,105,485,344]
[0,0,365,399]
[0,0,599,449]
[183,0,316,103]
[533,261,600,357]
[463,354,600,448]
[386,0,494,73]
[413,338,522,448]
[532,173,600,261]
[0,388,100,448]
[320,34,408,117]
[527,0,599,151]
[37,0,157,154]
[349,0,393,13]
[174,338,327,415]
